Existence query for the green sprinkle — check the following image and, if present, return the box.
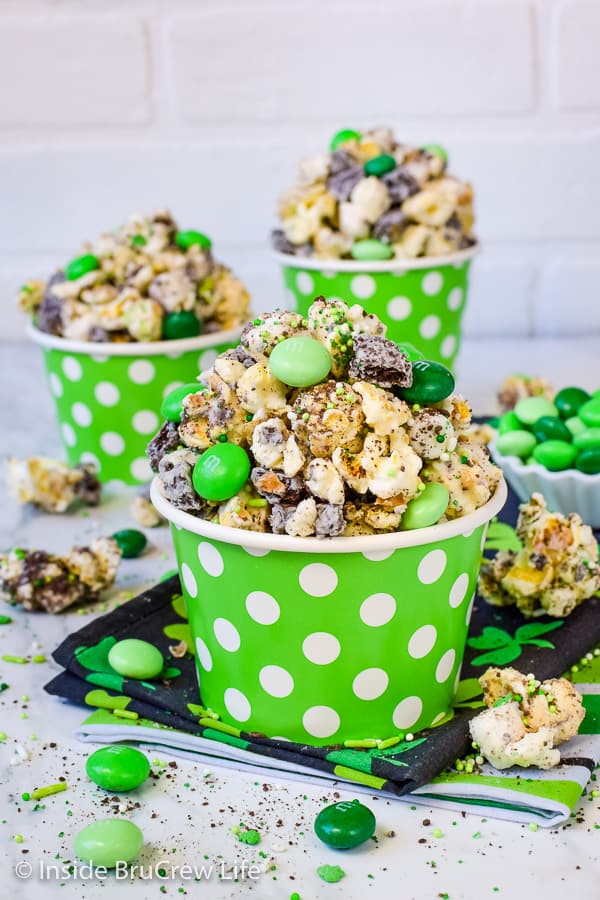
[302,413,310,422]
[13,548,27,559]
[247,498,268,508]
[344,394,354,402]
[528,822,538,832]
[253,318,262,326]
[130,234,147,247]
[436,434,445,443]
[472,831,481,839]
[290,894,301,900]
[433,828,443,838]
[343,738,378,748]
[317,864,345,884]
[238,829,260,845]
[31,782,67,800]
[245,413,254,422]
[21,793,31,802]
[0,732,7,741]
[2,655,27,664]
[0,615,12,625]
[113,708,139,720]
[218,434,228,443]
[32,655,46,664]
[591,789,599,798]
[14,834,23,844]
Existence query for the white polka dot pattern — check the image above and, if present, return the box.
[302,705,340,739]
[259,665,294,698]
[181,563,198,599]
[128,359,155,384]
[95,381,120,406]
[213,618,241,652]
[393,695,423,729]
[197,542,224,577]
[195,637,213,672]
[302,632,341,665]
[359,593,396,627]
[132,410,159,434]
[350,274,376,299]
[100,431,125,456]
[298,563,338,597]
[245,591,280,625]
[418,549,447,584]
[408,624,437,659]
[224,687,251,722]
[352,668,389,700]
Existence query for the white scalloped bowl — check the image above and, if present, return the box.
[491,444,600,527]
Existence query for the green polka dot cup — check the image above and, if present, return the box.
[151,477,507,746]
[275,246,478,370]
[29,326,243,486]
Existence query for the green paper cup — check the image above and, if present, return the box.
[151,477,507,746]
[274,245,478,369]
[28,325,243,486]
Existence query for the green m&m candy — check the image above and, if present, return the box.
[330,129,362,151]
[497,411,523,434]
[65,253,100,281]
[397,359,455,405]
[578,397,600,428]
[86,745,150,792]
[421,143,448,163]
[314,799,376,850]
[350,239,393,261]
[576,447,600,474]
[161,382,206,423]
[401,483,449,530]
[192,443,251,502]
[175,230,212,251]
[108,638,164,680]
[573,428,600,451]
[162,310,202,340]
[74,819,144,868]
[513,396,558,426]
[531,416,571,444]
[495,430,537,459]
[364,154,396,177]
[565,416,586,437]
[532,440,577,471]
[112,529,147,559]
[269,336,331,388]
[554,386,590,420]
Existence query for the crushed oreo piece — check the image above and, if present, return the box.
[381,166,420,204]
[146,421,181,471]
[158,450,206,514]
[372,209,407,243]
[271,229,312,257]
[315,504,345,538]
[327,165,363,202]
[348,333,413,388]
[36,273,66,335]
[223,345,256,368]
[208,402,234,430]
[73,464,101,506]
[251,468,306,504]
[328,150,356,175]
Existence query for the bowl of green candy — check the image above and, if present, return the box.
[491,387,600,526]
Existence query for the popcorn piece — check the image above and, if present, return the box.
[349,177,391,225]
[218,492,269,532]
[236,364,288,413]
[306,458,346,506]
[423,438,501,518]
[408,409,456,459]
[7,457,101,513]
[0,538,121,613]
[241,311,307,359]
[130,494,164,528]
[479,493,600,617]
[497,375,555,413]
[469,666,585,770]
[270,498,317,537]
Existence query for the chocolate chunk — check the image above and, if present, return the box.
[251,467,306,504]
[270,229,312,257]
[208,402,233,430]
[269,504,292,535]
[88,326,111,342]
[327,165,363,202]
[381,167,420,204]
[73,464,101,506]
[315,504,345,538]
[372,209,407,243]
[146,421,181,472]
[348,333,413,388]
[158,451,206,514]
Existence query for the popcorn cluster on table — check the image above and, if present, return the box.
[469,666,585,770]
[7,457,101,513]
[480,493,600,617]
[149,297,501,537]
[0,538,121,613]
[18,210,251,343]
[272,127,476,260]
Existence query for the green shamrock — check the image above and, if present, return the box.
[467,620,564,666]
[483,519,522,554]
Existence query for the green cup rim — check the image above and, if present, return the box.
[272,242,479,274]
[150,476,507,555]
[26,322,245,357]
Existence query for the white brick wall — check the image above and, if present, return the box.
[1,0,599,341]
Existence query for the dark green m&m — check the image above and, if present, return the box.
[175,230,212,251]
[576,447,600,474]
[396,359,455,405]
[192,443,251,502]
[364,154,396,177]
[112,529,147,559]
[554,386,590,420]
[162,310,202,340]
[161,382,206,423]
[314,799,376,850]
[531,416,571,444]
[65,254,100,281]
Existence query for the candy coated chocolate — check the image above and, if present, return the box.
[65,254,100,282]
[192,443,251,501]
[532,440,577,471]
[330,129,362,151]
[364,154,396,177]
[401,483,449,530]
[86,745,150,792]
[162,310,202,340]
[397,360,455,405]
[108,638,164,680]
[74,819,143,868]
[314,799,376,849]
[112,529,147,559]
[350,239,393,261]
[554,386,590,420]
[578,397,600,428]
[531,416,571,444]
[161,383,206,423]
[174,230,212,250]
[496,430,536,459]
[269,336,332,388]
[576,447,600,474]
[514,396,558,426]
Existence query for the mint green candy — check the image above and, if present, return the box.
[175,230,212,250]
[192,443,251,502]
[513,396,558,426]
[573,427,600,450]
[421,143,448,163]
[576,447,600,474]
[161,382,206,423]
[108,639,164,680]
[496,430,536,459]
[532,440,577,471]
[65,253,100,281]
[269,336,331,387]
[86,745,150,792]
[350,239,393,261]
[565,416,586,437]
[364,154,396,177]
[498,411,523,434]
[330,129,361,151]
[401,483,449,530]
[578,397,600,428]
[74,818,143,868]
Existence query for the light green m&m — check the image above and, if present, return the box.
[108,639,164,680]
[192,442,251,502]
[513,396,558,426]
[532,440,577,471]
[578,397,600,428]
[269,336,332,387]
[74,818,143,868]
[330,129,362,151]
[161,382,206,423]
[495,430,537,459]
[162,310,202,340]
[364,154,396,177]
[565,416,586,437]
[175,230,212,250]
[401,483,449,530]
[573,428,600,450]
[421,143,448,163]
[86,745,150,792]
[350,239,393,261]
[65,254,100,282]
